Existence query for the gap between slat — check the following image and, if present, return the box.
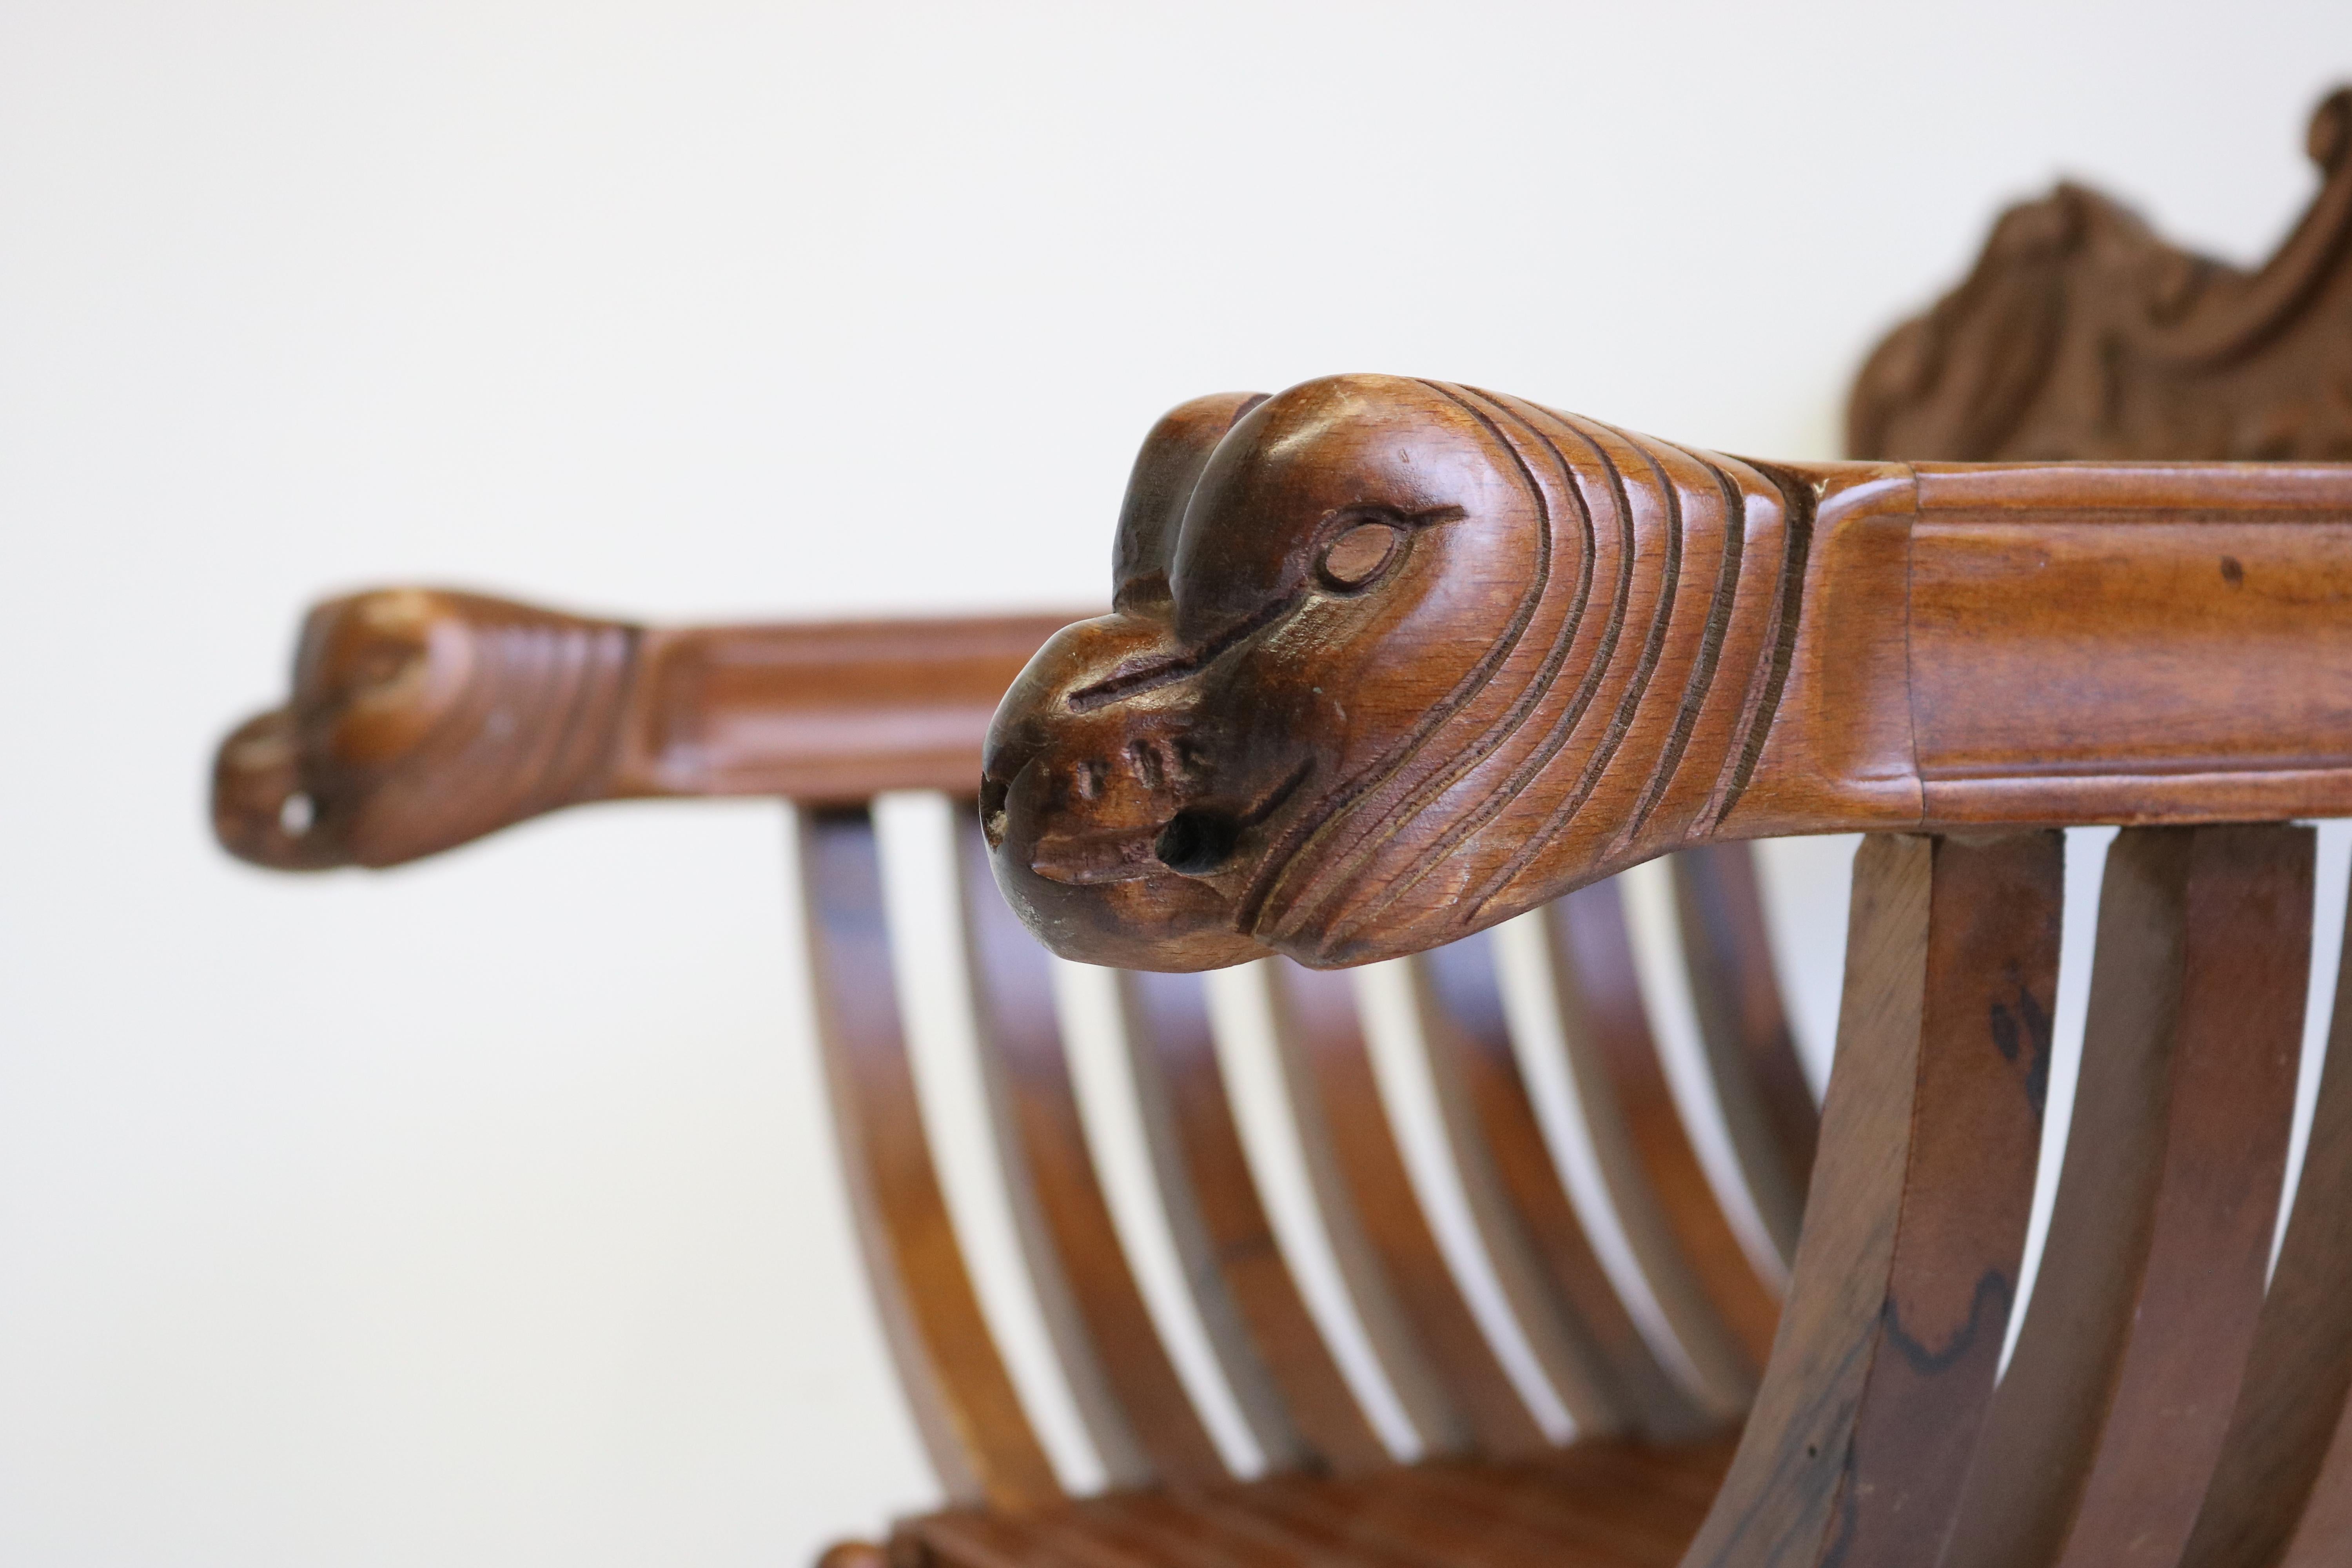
[1617,860,1789,1295]
[1348,961,1576,1442]
[1199,962,1424,1461]
[2277,819,2352,1279]
[869,791,1107,1494]
[1043,958,1267,1477]
[1490,909,1715,1405]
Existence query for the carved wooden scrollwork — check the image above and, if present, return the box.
[984,376,2352,971]
[1850,88,2352,463]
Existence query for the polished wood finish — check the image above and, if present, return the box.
[953,813,1226,1489]
[898,1437,1737,1568]
[1114,967,1388,1475]
[1410,931,1708,1443]
[799,808,1063,1512]
[2180,860,2352,1567]
[984,377,2352,970]
[213,591,1078,867]
[207,85,2352,1568]
[1535,882,1774,1409]
[1263,960,1546,1459]
[1945,825,2311,1568]
[1686,830,2059,1566]
[1669,846,1814,1267]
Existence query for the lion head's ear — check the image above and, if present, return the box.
[1111,392,1267,613]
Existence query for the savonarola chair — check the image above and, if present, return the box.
[211,91,2352,1568]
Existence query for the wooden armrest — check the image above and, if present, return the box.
[984,378,2352,970]
[211,588,1081,869]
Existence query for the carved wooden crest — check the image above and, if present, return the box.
[1849,89,2352,463]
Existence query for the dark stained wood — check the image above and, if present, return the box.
[982,375,2352,973]
[896,1437,1737,1568]
[952,811,1227,1489]
[1258,960,1546,1459]
[2180,848,2352,1567]
[797,808,1063,1512]
[1113,967,1391,1476]
[1682,831,2059,1566]
[1406,930,1712,1443]
[1944,824,2312,1568]
[1668,845,1815,1267]
[1534,880,1775,1410]
[212,592,1082,868]
[1851,90,2352,464]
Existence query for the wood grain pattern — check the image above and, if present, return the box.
[213,592,1079,867]
[983,377,2352,972]
[798,808,1063,1512]
[897,1437,1738,1568]
[952,811,1226,1489]
[2178,842,2352,1568]
[1943,824,2311,1568]
[1682,831,2058,1567]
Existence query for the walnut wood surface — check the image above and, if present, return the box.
[1682,831,2058,1567]
[213,592,1077,867]
[1943,825,2310,1568]
[1259,960,1545,1459]
[2182,862,2352,1566]
[983,378,2352,971]
[898,1437,1737,1568]
[1668,846,1814,1268]
[1113,968,1388,1475]
[1535,881,1775,1412]
[1851,91,2352,464]
[952,812,1226,1489]
[798,808,1063,1512]
[1409,931,1709,1443]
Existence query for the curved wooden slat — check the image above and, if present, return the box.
[1682,830,2059,1565]
[1264,960,1549,1459]
[1408,929,1711,1442]
[1116,967,1391,1476]
[2181,848,2352,1566]
[1668,843,1816,1267]
[1531,880,1775,1411]
[797,807,1063,1511]
[1252,962,1468,1457]
[1944,824,2313,1568]
[951,812,1228,1490]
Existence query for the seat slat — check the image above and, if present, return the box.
[797,808,1064,1511]
[1408,930,1710,1443]
[1668,844,1816,1267]
[2182,848,2352,1566]
[1945,824,2313,1568]
[1266,962,1548,1460]
[1682,830,2059,1564]
[1118,968,1391,1476]
[1531,881,1776,1408]
[952,812,1230,1490]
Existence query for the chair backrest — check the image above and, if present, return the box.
[209,83,2352,1568]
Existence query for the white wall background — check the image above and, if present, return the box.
[5,4,2351,1564]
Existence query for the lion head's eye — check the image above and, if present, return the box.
[1317,519,1406,591]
